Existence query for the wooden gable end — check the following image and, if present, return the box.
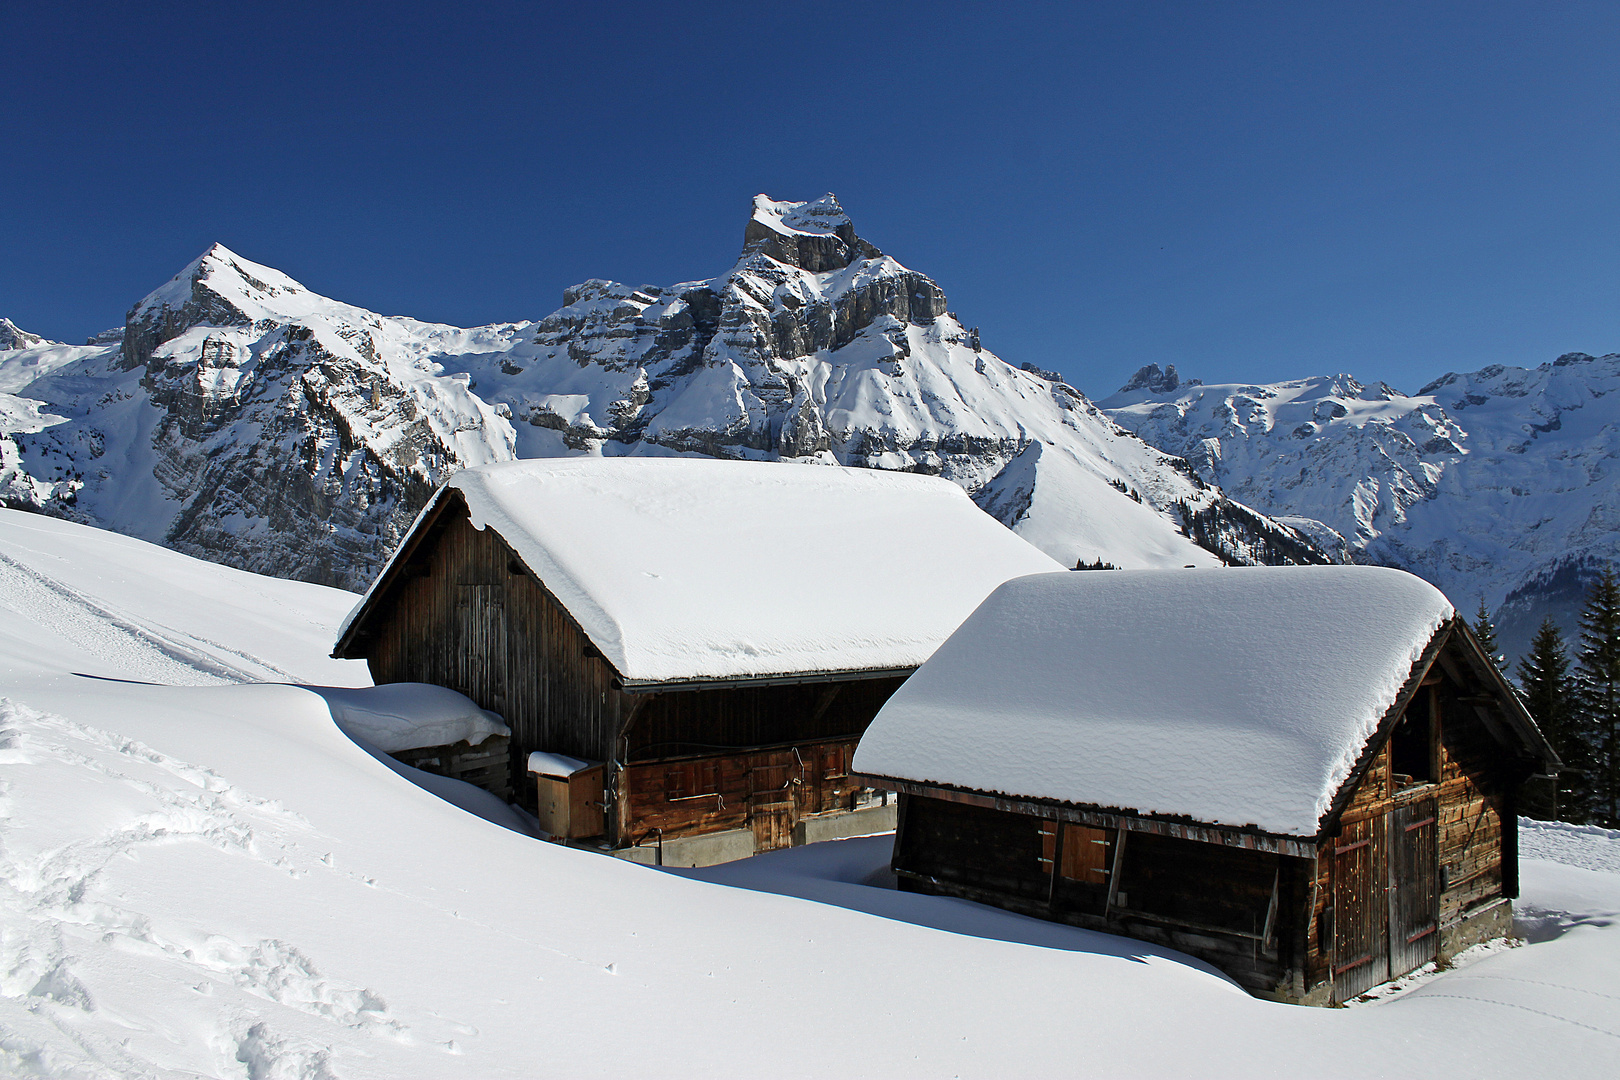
[1303,618,1533,999]
[342,494,639,796]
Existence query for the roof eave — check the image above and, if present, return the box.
[617,665,917,694]
[859,772,1320,858]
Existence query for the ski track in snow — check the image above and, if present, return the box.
[0,550,294,686]
[0,700,409,1078]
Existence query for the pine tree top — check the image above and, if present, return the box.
[1473,597,1506,673]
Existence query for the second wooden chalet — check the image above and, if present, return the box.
[852,566,1557,1005]
[333,457,1062,866]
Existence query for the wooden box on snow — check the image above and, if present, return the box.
[530,753,604,839]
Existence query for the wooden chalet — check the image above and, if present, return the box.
[851,566,1558,1005]
[333,457,1062,866]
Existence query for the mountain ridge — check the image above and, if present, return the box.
[0,195,1325,590]
[1100,355,1620,661]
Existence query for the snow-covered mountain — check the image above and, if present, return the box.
[0,195,1321,588]
[1100,356,1620,660]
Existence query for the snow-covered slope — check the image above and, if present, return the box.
[0,514,1616,1077]
[1100,356,1620,660]
[0,507,367,686]
[0,196,1323,590]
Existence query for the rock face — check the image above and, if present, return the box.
[1,195,1325,589]
[1100,357,1620,661]
[3,249,515,589]
[0,319,54,352]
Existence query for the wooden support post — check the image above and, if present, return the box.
[1261,864,1280,955]
[1048,820,1065,908]
[1105,825,1128,918]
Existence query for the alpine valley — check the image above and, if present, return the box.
[1101,359,1620,662]
[0,195,1320,591]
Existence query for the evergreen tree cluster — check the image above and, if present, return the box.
[1504,567,1620,826]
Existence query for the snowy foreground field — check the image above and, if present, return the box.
[0,510,1617,1078]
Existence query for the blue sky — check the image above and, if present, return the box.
[6,1,1619,395]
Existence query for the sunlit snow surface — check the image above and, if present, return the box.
[0,511,1616,1077]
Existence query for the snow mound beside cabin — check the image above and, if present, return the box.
[308,683,509,753]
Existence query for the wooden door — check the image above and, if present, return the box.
[748,761,794,852]
[1389,799,1440,976]
[453,585,507,717]
[1332,815,1388,1001]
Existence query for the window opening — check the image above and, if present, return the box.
[1390,687,1435,788]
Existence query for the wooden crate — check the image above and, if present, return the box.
[533,764,605,839]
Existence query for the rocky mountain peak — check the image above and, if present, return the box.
[741,193,881,272]
[123,244,315,370]
[0,318,54,351]
[1119,363,1199,395]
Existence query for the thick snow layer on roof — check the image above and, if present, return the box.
[853,565,1455,837]
[308,684,509,754]
[354,458,1064,683]
[528,750,598,778]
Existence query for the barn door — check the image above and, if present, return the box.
[1389,799,1440,976]
[453,585,507,717]
[1332,815,1388,1001]
[748,760,794,852]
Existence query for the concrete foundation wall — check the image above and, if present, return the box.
[1441,898,1513,960]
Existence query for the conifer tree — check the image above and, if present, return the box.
[1472,597,1507,673]
[1517,616,1579,820]
[1573,567,1620,827]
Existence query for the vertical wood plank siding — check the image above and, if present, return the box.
[1305,635,1513,1000]
[356,502,636,804]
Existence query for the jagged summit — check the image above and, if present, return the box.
[123,244,326,372]
[751,193,850,236]
[0,318,55,351]
[132,243,307,319]
[741,193,880,272]
[1118,363,1199,395]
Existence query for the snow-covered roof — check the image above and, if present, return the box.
[343,458,1064,685]
[852,565,1456,838]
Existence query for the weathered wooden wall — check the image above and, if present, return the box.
[1303,639,1514,1002]
[891,795,1305,998]
[625,678,905,762]
[621,737,876,851]
[353,499,638,805]
[389,735,512,802]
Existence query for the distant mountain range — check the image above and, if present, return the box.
[1100,358,1620,662]
[0,195,1317,591]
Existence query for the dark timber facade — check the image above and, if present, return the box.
[861,619,1556,1005]
[333,491,905,860]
